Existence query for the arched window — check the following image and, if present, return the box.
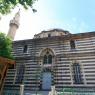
[72,63,83,84]
[43,54,52,64]
[70,40,75,49]
[16,64,25,84]
[43,55,47,64]
[48,34,51,37]
[23,45,28,53]
[48,55,52,64]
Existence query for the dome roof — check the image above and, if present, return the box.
[34,28,70,39]
[42,28,70,34]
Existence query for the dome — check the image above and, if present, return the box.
[34,28,70,39]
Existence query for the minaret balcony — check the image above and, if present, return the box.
[10,20,19,28]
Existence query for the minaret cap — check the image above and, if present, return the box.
[13,9,20,22]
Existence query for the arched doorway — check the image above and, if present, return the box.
[42,68,52,90]
[39,48,55,91]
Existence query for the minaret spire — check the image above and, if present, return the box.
[7,9,20,40]
[14,9,20,22]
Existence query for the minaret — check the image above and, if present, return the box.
[7,10,20,40]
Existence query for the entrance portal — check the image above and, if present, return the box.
[42,72,52,90]
[40,48,54,91]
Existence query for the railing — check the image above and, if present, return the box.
[58,92,95,95]
[58,88,95,95]
[3,90,20,95]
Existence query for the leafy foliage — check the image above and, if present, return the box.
[0,32,13,59]
[0,0,37,14]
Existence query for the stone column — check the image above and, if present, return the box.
[20,85,24,95]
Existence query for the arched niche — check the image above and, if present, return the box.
[39,48,55,66]
[38,48,56,90]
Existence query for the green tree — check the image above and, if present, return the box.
[0,32,13,59]
[0,0,37,14]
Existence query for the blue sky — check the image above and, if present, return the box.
[39,0,95,32]
[0,0,95,40]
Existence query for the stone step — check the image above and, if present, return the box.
[24,91,49,95]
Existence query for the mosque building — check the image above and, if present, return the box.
[3,11,95,94]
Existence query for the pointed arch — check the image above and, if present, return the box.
[39,48,55,65]
[39,48,55,90]
[15,64,25,84]
[72,62,83,84]
[39,48,55,57]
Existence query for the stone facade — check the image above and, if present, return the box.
[3,29,95,93]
